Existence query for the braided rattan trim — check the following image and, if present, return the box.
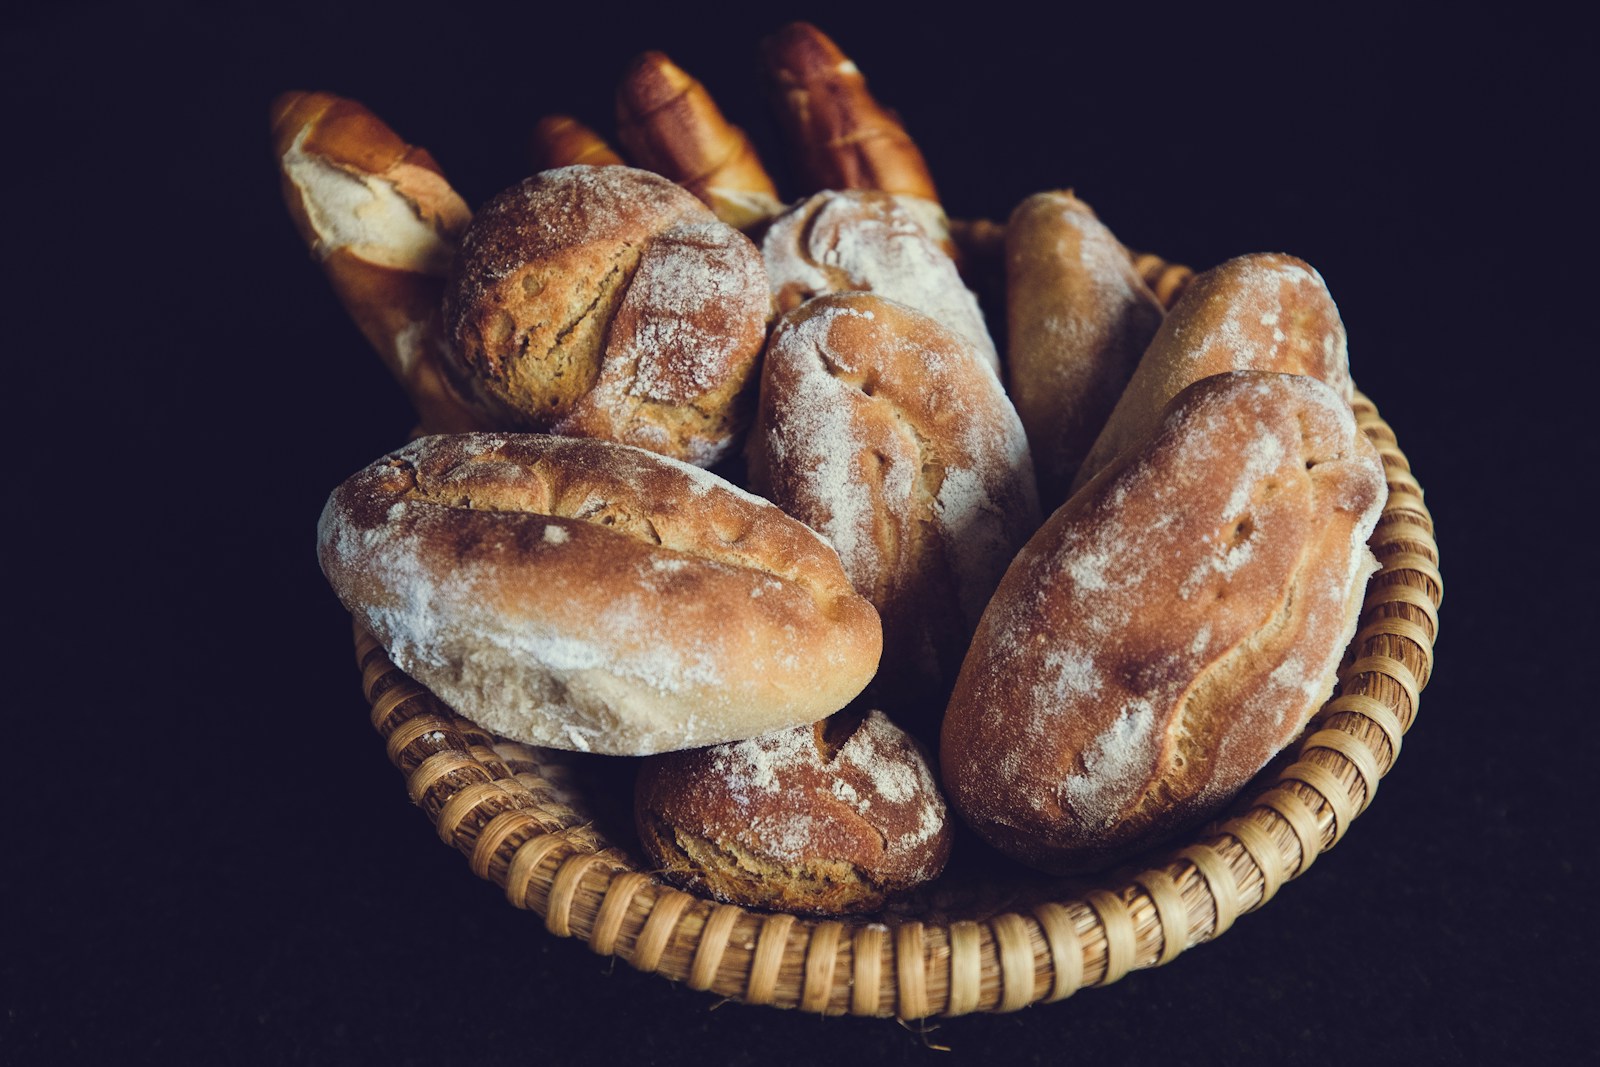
[355,388,1439,1017]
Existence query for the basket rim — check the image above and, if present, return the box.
[354,387,1440,1019]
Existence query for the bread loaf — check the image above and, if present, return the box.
[941,371,1386,873]
[748,294,1038,714]
[271,91,491,432]
[1071,252,1352,492]
[318,433,882,755]
[1005,191,1165,506]
[763,190,999,372]
[443,166,770,466]
[635,710,951,914]
[615,51,784,231]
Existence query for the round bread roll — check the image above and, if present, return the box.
[1004,191,1165,508]
[746,293,1040,716]
[443,166,771,466]
[635,709,952,914]
[761,189,999,372]
[941,371,1387,873]
[1070,252,1352,493]
[317,433,882,755]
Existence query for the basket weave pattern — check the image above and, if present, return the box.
[354,390,1439,1018]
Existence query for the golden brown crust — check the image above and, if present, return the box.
[530,114,625,169]
[272,91,490,432]
[1005,191,1165,507]
[748,294,1038,716]
[1071,252,1352,493]
[762,22,939,203]
[635,710,951,914]
[940,371,1386,873]
[615,51,783,231]
[443,166,770,465]
[318,433,883,756]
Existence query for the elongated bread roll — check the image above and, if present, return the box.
[318,433,882,755]
[444,166,770,466]
[763,190,999,373]
[530,114,625,169]
[941,371,1386,873]
[1005,191,1165,506]
[615,51,784,231]
[748,294,1039,714]
[271,91,491,432]
[1071,252,1352,493]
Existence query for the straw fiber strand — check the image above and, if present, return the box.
[351,388,1439,1017]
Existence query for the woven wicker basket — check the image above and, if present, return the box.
[352,387,1439,1019]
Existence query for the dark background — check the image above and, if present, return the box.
[6,2,1591,1062]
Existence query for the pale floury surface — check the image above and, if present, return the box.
[319,433,883,755]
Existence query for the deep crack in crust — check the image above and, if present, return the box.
[443,166,769,465]
[940,371,1386,873]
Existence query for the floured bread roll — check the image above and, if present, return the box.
[444,166,770,466]
[1005,191,1166,507]
[635,710,952,914]
[747,294,1039,714]
[762,190,999,373]
[1071,252,1351,492]
[318,433,882,755]
[941,371,1387,873]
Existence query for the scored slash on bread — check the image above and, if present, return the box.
[615,51,785,232]
[271,91,493,433]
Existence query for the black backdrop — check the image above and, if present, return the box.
[6,2,1592,1062]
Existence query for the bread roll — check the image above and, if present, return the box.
[530,115,625,169]
[1071,252,1352,492]
[443,166,770,466]
[941,371,1386,873]
[747,294,1039,712]
[763,190,999,372]
[615,51,784,232]
[271,91,491,432]
[318,433,882,755]
[635,710,951,914]
[1005,191,1166,506]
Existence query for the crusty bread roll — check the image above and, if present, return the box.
[761,22,954,260]
[530,114,625,169]
[443,166,770,466]
[318,433,882,755]
[635,709,951,914]
[747,294,1039,714]
[1071,252,1352,493]
[615,51,784,232]
[941,371,1387,873]
[1005,191,1166,507]
[763,190,999,372]
[271,91,491,432]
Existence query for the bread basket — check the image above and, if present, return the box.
[347,379,1438,1018]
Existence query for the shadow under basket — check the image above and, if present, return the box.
[352,389,1440,1018]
